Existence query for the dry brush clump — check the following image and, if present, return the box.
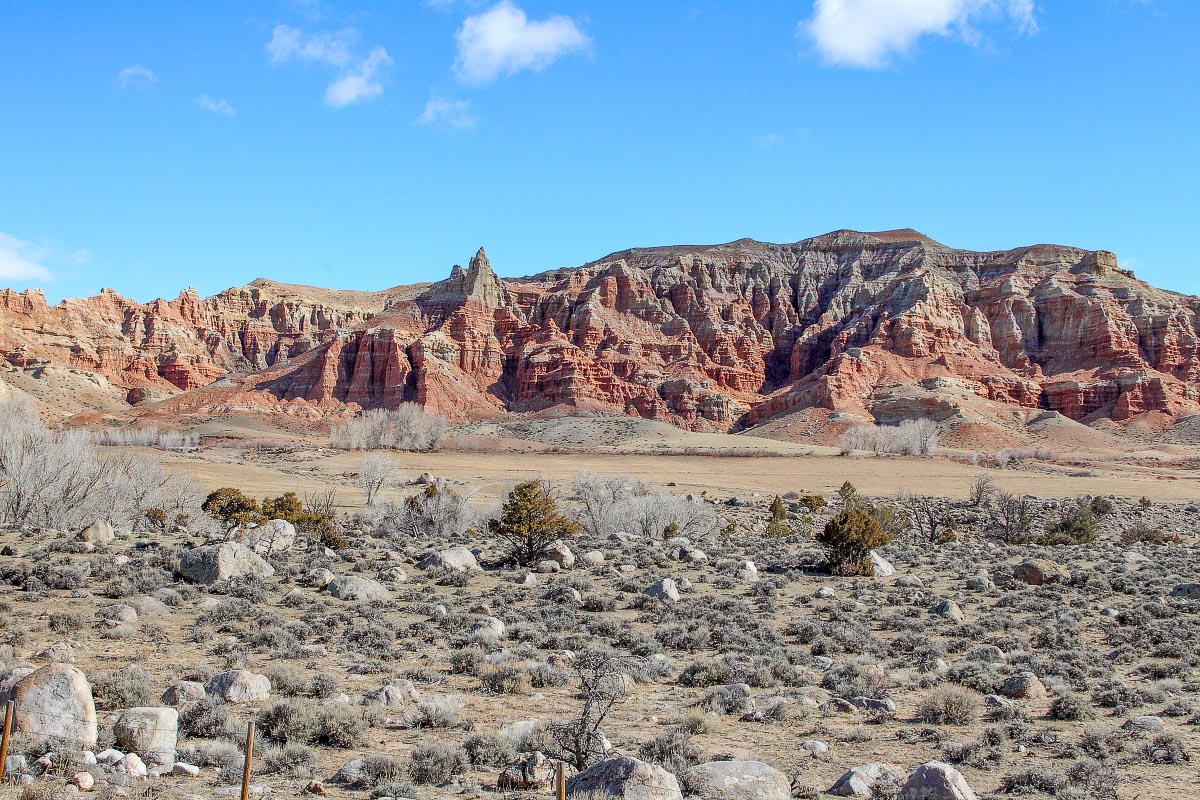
[839,418,940,456]
[331,404,448,452]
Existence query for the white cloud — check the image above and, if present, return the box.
[118,65,157,89]
[418,94,479,129]
[266,24,357,66]
[803,0,1038,68]
[453,1,590,86]
[324,47,392,108]
[0,234,54,282]
[267,25,392,108]
[196,95,236,116]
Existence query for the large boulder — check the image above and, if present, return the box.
[1000,671,1046,700]
[544,541,576,569]
[643,578,680,603]
[242,519,296,555]
[11,664,98,748]
[417,546,482,572]
[327,576,391,603]
[179,542,274,584]
[869,551,894,577]
[79,520,116,544]
[1169,583,1200,600]
[681,760,791,799]
[364,680,420,708]
[204,670,271,703]
[566,756,682,800]
[931,599,965,622]
[1012,559,1070,586]
[161,681,205,706]
[114,707,178,762]
[900,762,978,800]
[828,762,906,797]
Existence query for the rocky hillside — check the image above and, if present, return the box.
[3,229,1198,436]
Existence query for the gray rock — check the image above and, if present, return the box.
[899,761,978,800]
[544,541,575,569]
[79,521,116,544]
[34,642,75,664]
[161,681,205,706]
[736,560,758,582]
[12,664,97,748]
[931,599,965,622]
[828,762,906,797]
[581,550,605,566]
[179,542,273,585]
[471,616,506,640]
[364,680,420,708]
[204,670,271,703]
[327,576,391,603]
[242,519,296,555]
[417,546,482,572]
[682,760,791,799]
[1000,671,1046,700]
[643,578,680,603]
[114,707,178,762]
[566,755,682,800]
[1123,715,1165,733]
[869,551,894,577]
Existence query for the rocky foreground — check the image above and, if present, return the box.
[2,486,1199,800]
[2,229,1197,442]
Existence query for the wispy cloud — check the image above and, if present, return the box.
[802,0,1038,69]
[418,94,479,129]
[453,1,590,86]
[196,95,236,116]
[117,65,157,89]
[0,233,55,282]
[325,47,392,108]
[266,24,357,66]
[266,24,392,108]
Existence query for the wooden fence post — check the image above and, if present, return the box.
[555,761,566,800]
[0,700,13,782]
[240,720,255,800]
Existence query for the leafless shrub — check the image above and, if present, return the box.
[370,481,477,539]
[839,419,939,457]
[969,472,996,507]
[573,471,718,539]
[988,490,1035,543]
[0,397,195,530]
[331,404,448,452]
[93,426,200,451]
[358,454,400,506]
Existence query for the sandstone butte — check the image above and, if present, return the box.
[1,229,1197,439]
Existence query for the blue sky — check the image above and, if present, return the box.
[1,0,1197,303]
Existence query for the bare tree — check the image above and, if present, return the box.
[969,472,997,508]
[989,490,1035,543]
[358,454,400,505]
[304,487,338,518]
[898,491,957,544]
[543,651,639,771]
